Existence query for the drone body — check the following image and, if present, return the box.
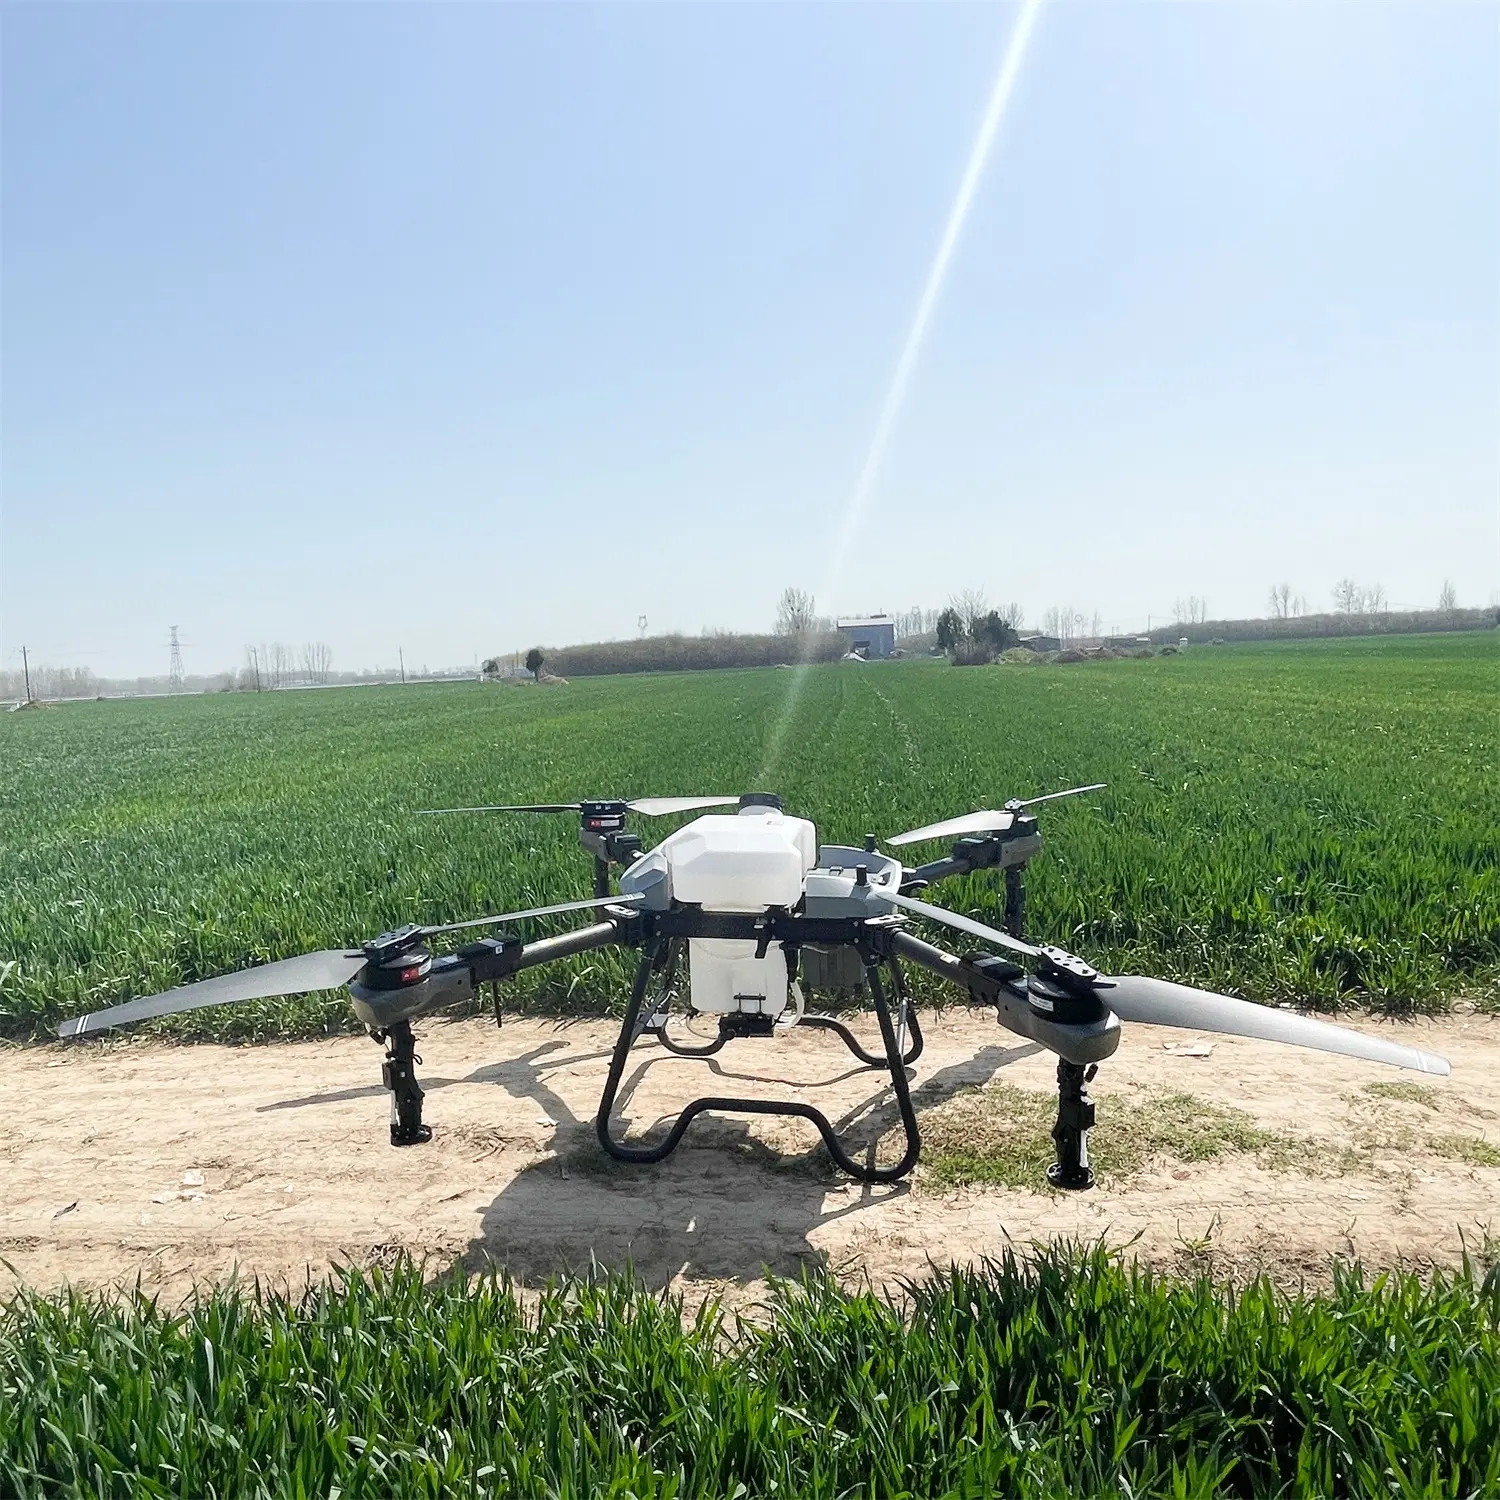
[59,789,1450,1190]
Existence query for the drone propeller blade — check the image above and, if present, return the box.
[56,950,368,1040]
[1102,976,1450,1076]
[888,783,1107,847]
[420,891,645,936]
[883,889,1040,959]
[625,796,741,816]
[886,810,1013,847]
[416,804,583,815]
[1011,782,1107,808]
[417,798,739,818]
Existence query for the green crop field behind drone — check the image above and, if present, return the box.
[0,631,1495,1039]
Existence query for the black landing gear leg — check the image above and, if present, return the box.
[1047,1060,1096,1190]
[381,1019,431,1146]
[1004,867,1025,940]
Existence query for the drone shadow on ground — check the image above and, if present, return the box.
[455,1030,1041,1290]
[255,1019,1041,1289]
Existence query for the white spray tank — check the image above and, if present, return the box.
[620,800,816,1017]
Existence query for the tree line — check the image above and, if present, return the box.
[478,577,1496,689]
[239,643,334,691]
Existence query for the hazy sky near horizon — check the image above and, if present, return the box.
[3,2,1496,679]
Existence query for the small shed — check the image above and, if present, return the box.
[1018,633,1062,654]
[836,615,896,659]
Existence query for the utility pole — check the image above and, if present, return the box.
[398,648,406,685]
[21,645,32,703]
[168,626,185,693]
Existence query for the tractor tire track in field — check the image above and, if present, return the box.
[863,672,923,779]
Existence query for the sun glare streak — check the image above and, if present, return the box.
[758,0,1047,785]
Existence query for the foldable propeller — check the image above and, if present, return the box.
[55,950,368,1039]
[1101,975,1450,1075]
[55,893,645,1039]
[884,897,1451,1076]
[887,784,1106,847]
[418,892,644,936]
[883,889,1040,960]
[418,797,740,817]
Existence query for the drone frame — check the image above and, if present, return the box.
[58,791,1449,1191]
[352,804,1089,1187]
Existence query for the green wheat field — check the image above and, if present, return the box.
[3,1250,1497,1497]
[1,633,1495,1040]
[3,634,1498,1497]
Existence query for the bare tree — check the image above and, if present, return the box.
[1332,579,1361,615]
[1438,580,1457,612]
[1,661,100,701]
[1269,583,1291,619]
[1043,606,1085,645]
[1292,594,1307,617]
[950,588,990,639]
[1173,596,1206,626]
[775,587,816,636]
[894,605,939,640]
[997,601,1025,629]
[1364,582,1386,615]
[300,642,332,685]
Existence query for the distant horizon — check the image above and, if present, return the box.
[4,590,1492,699]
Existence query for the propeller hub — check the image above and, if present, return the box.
[363,925,427,964]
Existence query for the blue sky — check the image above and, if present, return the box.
[3,2,1496,678]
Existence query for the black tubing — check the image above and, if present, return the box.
[595,949,922,1183]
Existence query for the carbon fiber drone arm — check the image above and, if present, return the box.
[899,827,1043,894]
[889,929,1121,1066]
[347,918,632,1030]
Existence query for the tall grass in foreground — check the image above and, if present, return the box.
[3,1246,1496,1498]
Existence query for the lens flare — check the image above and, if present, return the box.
[759,0,1047,782]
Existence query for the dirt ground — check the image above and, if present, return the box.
[3,1008,1496,1306]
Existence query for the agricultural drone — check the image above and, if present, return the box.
[58,789,1449,1188]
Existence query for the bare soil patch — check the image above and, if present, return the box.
[4,1011,1496,1305]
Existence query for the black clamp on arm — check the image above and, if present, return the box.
[1028,946,1113,1025]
